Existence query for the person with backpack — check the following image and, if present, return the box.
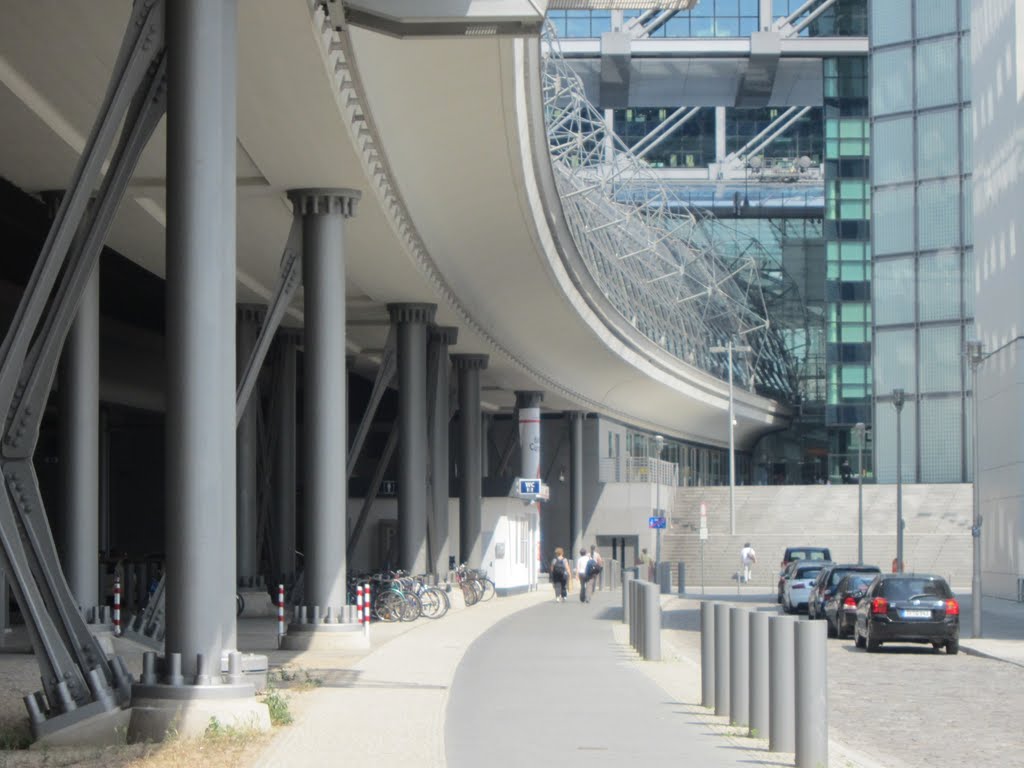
[576,547,592,603]
[550,547,570,601]
[587,544,604,596]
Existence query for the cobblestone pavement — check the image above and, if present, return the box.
[661,591,1024,768]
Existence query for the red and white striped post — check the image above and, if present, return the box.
[363,582,370,638]
[277,584,285,645]
[112,576,122,636]
[356,584,364,627]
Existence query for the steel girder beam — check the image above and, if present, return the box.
[0,0,165,737]
[347,425,399,561]
[235,219,303,425]
[346,329,396,479]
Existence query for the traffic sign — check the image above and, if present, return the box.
[649,516,667,529]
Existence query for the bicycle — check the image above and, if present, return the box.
[371,572,422,622]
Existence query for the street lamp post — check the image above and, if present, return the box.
[854,421,866,565]
[966,339,985,638]
[710,340,752,536]
[892,389,905,573]
[654,434,664,576]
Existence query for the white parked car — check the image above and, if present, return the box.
[783,561,830,614]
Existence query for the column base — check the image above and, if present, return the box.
[127,682,269,743]
[32,706,132,749]
[220,651,268,692]
[237,587,276,618]
[279,622,369,651]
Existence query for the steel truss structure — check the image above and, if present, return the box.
[542,25,799,398]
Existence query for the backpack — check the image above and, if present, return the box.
[585,558,600,578]
[550,558,567,582]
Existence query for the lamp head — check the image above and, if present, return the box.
[892,388,905,410]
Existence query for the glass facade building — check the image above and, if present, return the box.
[547,0,971,485]
[869,0,973,483]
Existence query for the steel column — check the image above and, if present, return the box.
[569,411,584,556]
[58,266,100,613]
[292,189,359,615]
[453,354,487,566]
[794,619,828,768]
[748,610,769,737]
[236,306,261,583]
[273,331,299,583]
[729,606,749,727]
[389,304,436,575]
[429,327,458,577]
[164,0,238,678]
[768,615,796,752]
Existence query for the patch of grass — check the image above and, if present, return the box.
[270,665,322,691]
[0,721,33,750]
[298,669,323,690]
[262,689,293,727]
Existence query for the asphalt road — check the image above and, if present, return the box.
[662,592,1024,768]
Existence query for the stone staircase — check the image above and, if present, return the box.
[663,484,973,590]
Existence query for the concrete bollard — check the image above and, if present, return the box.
[768,615,796,752]
[795,619,828,768]
[658,562,673,594]
[628,580,637,649]
[642,581,661,661]
[677,561,686,595]
[701,601,715,708]
[714,602,731,717]
[748,611,770,737]
[729,606,749,727]
[622,569,635,626]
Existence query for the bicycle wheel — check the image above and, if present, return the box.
[400,591,422,622]
[479,578,496,601]
[419,587,448,619]
[374,590,403,622]
[460,580,479,606]
[236,593,245,617]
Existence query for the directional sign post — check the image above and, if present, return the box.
[648,516,667,529]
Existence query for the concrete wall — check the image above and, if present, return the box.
[972,0,1024,600]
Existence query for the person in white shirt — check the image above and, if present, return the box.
[576,548,592,603]
[740,542,757,584]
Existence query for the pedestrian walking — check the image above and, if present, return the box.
[549,547,570,602]
[639,548,654,581]
[740,542,756,584]
[587,544,604,595]
[576,548,592,603]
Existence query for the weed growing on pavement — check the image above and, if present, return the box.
[263,688,294,726]
[747,727,759,739]
[0,721,32,750]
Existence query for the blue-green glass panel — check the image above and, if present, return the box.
[919,325,961,393]
[874,257,915,325]
[874,185,915,255]
[915,0,957,38]
[918,178,961,250]
[918,250,961,322]
[873,117,914,185]
[917,110,958,179]
[916,37,959,109]
[872,47,913,115]
[872,0,911,45]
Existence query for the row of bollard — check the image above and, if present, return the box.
[701,603,827,768]
[623,571,661,661]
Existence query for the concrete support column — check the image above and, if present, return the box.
[429,326,458,577]
[164,0,238,680]
[58,264,100,614]
[236,305,262,584]
[273,330,300,583]
[292,189,359,617]
[388,303,437,575]
[715,106,727,164]
[453,354,488,566]
[568,411,584,556]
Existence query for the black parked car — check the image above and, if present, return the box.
[777,546,832,603]
[853,573,960,654]
[823,572,878,638]
[808,563,882,620]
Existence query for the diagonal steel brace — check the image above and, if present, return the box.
[0,0,165,738]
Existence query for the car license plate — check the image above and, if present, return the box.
[901,609,931,619]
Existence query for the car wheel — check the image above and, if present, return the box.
[826,615,837,639]
[854,625,866,649]
[865,626,881,653]
[946,639,959,655]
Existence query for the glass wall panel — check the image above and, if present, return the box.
[873,117,914,185]
[875,328,915,393]
[917,110,958,179]
[961,107,971,173]
[962,177,972,246]
[918,251,961,322]
[961,34,971,101]
[915,0,957,38]
[874,257,915,325]
[871,0,911,46]
[916,38,959,109]
[918,179,961,250]
[919,324,961,393]
[872,47,914,115]
[963,248,975,317]
[874,185,915,255]
[873,399,917,483]
[920,397,962,482]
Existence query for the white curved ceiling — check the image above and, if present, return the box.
[0,0,788,449]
